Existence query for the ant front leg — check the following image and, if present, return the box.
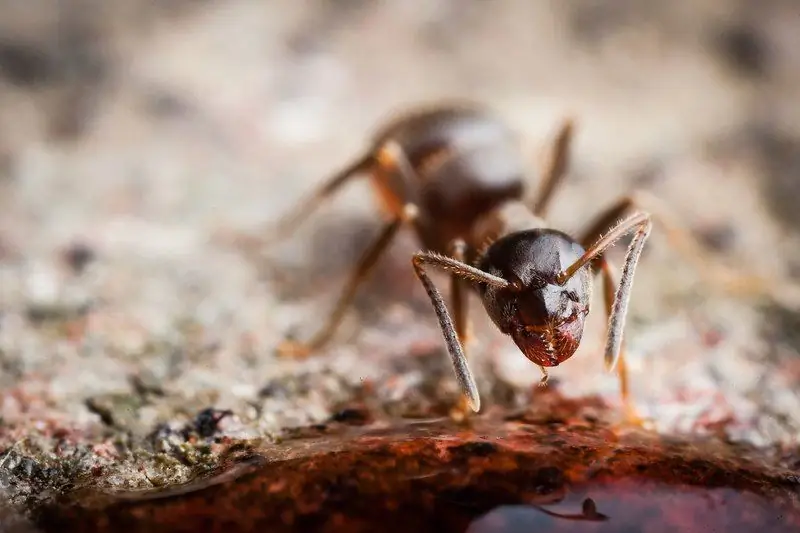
[412,252,511,415]
[563,211,652,370]
[594,256,647,425]
[559,211,652,421]
[276,204,418,359]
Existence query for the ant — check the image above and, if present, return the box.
[267,102,769,421]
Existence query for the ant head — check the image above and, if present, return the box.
[477,229,592,367]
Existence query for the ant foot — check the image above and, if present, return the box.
[275,339,314,359]
[448,396,475,424]
[620,405,655,431]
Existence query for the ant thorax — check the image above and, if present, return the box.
[470,201,549,260]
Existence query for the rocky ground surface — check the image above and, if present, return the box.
[1,0,800,530]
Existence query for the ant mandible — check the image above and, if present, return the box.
[268,102,762,421]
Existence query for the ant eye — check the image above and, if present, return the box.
[567,291,580,303]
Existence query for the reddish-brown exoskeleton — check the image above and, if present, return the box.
[267,102,762,420]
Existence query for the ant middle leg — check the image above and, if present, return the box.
[530,117,575,218]
[276,204,418,359]
[579,190,769,299]
[449,239,471,348]
[448,239,475,419]
[558,211,652,421]
[596,257,645,424]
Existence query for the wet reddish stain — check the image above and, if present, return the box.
[35,400,800,533]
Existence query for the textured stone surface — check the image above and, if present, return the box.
[1,0,800,529]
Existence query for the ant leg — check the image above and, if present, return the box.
[277,142,423,358]
[578,211,654,425]
[449,239,470,346]
[596,256,644,423]
[448,239,473,419]
[276,204,418,359]
[267,153,373,243]
[412,251,510,413]
[580,190,770,298]
[531,118,575,218]
[558,211,653,372]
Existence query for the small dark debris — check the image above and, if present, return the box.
[141,90,194,119]
[84,399,115,428]
[84,394,143,430]
[629,159,666,189]
[328,407,371,425]
[695,223,737,253]
[129,373,165,398]
[0,40,55,87]
[711,23,770,79]
[188,408,233,439]
[146,422,184,452]
[26,302,91,325]
[61,242,96,275]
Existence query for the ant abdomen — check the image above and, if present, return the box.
[370,105,517,165]
[416,144,526,252]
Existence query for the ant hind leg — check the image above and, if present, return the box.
[267,153,373,244]
[276,204,418,359]
[579,190,771,300]
[530,117,575,218]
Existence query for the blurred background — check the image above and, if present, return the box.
[1,0,800,515]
